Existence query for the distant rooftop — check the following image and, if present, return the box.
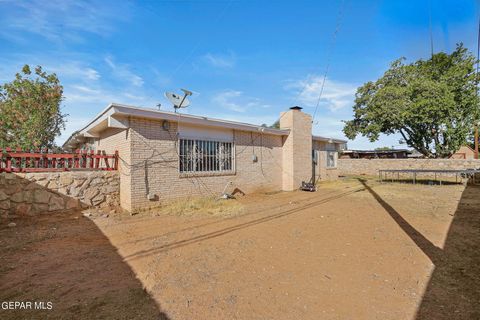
[342,149,411,154]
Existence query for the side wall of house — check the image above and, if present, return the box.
[312,141,339,182]
[96,128,132,210]
[126,118,284,210]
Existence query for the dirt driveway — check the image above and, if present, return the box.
[1,177,479,319]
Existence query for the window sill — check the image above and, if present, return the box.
[179,171,236,178]
[326,167,337,170]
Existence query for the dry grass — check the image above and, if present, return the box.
[154,196,244,216]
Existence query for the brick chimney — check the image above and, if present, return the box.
[279,106,312,191]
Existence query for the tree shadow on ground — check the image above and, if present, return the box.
[0,176,170,320]
[357,178,480,320]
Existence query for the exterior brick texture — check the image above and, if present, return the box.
[84,109,342,211]
[338,158,480,177]
[126,117,284,210]
[279,109,312,190]
[312,141,341,182]
[313,151,339,182]
[96,127,132,210]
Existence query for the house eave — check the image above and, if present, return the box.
[312,135,347,144]
[111,103,290,136]
[62,103,291,150]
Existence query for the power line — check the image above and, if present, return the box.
[270,1,347,130]
[311,0,346,122]
[477,12,480,79]
[428,0,434,58]
[475,13,480,159]
[139,0,234,107]
[168,0,234,78]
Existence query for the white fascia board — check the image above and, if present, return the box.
[62,104,116,149]
[80,106,116,135]
[63,103,290,149]
[111,104,290,136]
[312,135,347,144]
[83,132,100,138]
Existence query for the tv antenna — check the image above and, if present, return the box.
[165,88,192,112]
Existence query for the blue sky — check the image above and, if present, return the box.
[0,0,478,149]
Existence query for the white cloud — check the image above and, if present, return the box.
[64,84,153,107]
[212,90,244,112]
[49,63,100,81]
[212,90,271,113]
[203,52,236,68]
[0,57,101,83]
[105,55,144,87]
[0,0,131,43]
[286,76,357,111]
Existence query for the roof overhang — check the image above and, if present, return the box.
[312,135,347,144]
[63,103,291,150]
[342,149,411,154]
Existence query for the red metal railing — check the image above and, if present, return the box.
[0,148,119,173]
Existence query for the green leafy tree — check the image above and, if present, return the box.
[0,65,66,150]
[270,120,280,129]
[343,44,479,158]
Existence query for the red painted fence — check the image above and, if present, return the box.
[0,148,119,173]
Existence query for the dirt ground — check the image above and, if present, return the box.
[1,177,479,319]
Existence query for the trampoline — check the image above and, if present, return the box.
[378,168,480,185]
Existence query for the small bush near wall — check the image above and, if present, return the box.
[0,171,119,218]
[338,159,480,177]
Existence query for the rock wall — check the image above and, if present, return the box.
[0,171,119,218]
[338,159,480,176]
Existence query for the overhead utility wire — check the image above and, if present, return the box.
[270,0,346,131]
[428,0,434,58]
[139,0,233,107]
[312,0,346,122]
[475,13,480,159]
[477,13,480,80]
[168,0,234,78]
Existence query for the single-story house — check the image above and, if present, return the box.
[63,104,346,212]
[340,149,410,159]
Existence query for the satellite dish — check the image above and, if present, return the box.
[165,88,192,112]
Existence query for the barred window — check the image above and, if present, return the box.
[179,139,234,173]
[326,151,337,168]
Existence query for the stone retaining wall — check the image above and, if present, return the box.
[0,171,119,218]
[338,159,480,176]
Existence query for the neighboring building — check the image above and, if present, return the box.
[408,150,424,158]
[450,145,476,159]
[340,149,410,159]
[63,104,346,212]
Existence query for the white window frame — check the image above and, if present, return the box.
[178,138,235,174]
